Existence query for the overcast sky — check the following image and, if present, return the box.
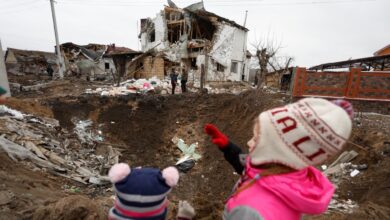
[0,0,389,67]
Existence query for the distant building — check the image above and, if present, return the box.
[374,44,390,56]
[310,44,390,71]
[59,43,140,80]
[137,1,250,83]
[5,48,57,75]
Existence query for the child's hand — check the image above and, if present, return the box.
[204,124,229,149]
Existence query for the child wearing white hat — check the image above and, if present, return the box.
[205,98,353,220]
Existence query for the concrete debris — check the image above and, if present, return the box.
[323,150,368,214]
[0,106,117,185]
[21,83,50,92]
[0,190,15,206]
[201,81,253,95]
[327,197,358,214]
[325,162,368,179]
[350,169,360,177]
[0,136,65,172]
[85,76,172,96]
[73,119,104,144]
[328,150,359,169]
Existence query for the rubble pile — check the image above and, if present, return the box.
[321,149,367,214]
[202,82,254,95]
[0,106,118,186]
[85,77,173,96]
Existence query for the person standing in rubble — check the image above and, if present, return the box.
[170,68,178,94]
[0,86,7,104]
[181,66,188,93]
[205,98,354,220]
[47,64,54,78]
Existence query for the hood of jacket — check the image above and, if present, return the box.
[248,162,335,214]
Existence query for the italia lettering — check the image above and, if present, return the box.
[292,136,311,153]
[306,148,326,161]
[271,108,288,116]
[277,116,297,133]
[293,136,327,161]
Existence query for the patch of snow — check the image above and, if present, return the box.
[0,105,25,120]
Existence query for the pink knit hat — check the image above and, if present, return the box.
[250,98,353,170]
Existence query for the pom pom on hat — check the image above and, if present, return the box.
[108,163,131,183]
[162,166,179,187]
[331,99,354,119]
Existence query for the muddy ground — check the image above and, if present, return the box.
[1,79,390,219]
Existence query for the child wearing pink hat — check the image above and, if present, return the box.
[205,98,353,220]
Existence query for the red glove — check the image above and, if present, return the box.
[204,124,229,148]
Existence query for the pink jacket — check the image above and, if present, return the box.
[224,158,335,220]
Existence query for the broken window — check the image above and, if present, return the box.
[149,29,156,42]
[105,62,110,70]
[137,62,144,70]
[231,61,238,73]
[191,58,197,70]
[217,63,225,72]
[191,16,216,41]
[168,25,183,43]
[166,8,185,43]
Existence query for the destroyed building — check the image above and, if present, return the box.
[137,1,250,83]
[60,42,114,80]
[60,43,140,80]
[5,48,57,75]
[104,45,143,82]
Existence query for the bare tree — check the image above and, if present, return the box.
[252,33,293,88]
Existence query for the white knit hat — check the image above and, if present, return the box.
[250,98,352,170]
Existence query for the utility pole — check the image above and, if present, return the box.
[202,42,209,89]
[243,10,248,27]
[50,0,65,79]
[241,10,248,81]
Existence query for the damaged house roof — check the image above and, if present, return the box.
[140,1,248,38]
[184,8,249,32]
[105,45,142,56]
[181,1,248,31]
[60,42,108,62]
[60,42,140,61]
[6,48,57,64]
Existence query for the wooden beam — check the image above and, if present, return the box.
[167,20,185,25]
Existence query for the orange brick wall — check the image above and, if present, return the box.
[137,56,165,79]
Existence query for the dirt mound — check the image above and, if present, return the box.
[47,91,290,218]
[0,153,66,219]
[2,86,390,219]
[5,98,53,118]
[32,195,108,220]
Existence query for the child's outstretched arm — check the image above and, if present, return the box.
[204,124,245,174]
